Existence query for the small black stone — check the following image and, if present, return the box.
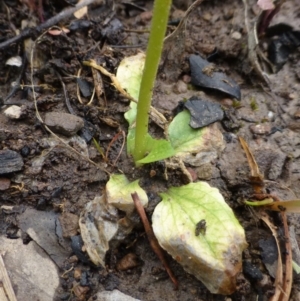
[20,145,30,157]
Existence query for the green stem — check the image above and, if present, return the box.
[133,0,171,162]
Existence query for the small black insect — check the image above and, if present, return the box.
[195,219,206,236]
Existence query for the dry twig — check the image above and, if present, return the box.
[0,0,101,50]
[131,192,178,290]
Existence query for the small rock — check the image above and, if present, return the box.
[173,80,187,94]
[288,93,296,100]
[0,177,11,190]
[20,145,30,157]
[220,98,233,107]
[202,12,212,21]
[92,290,141,301]
[45,112,84,137]
[223,8,234,20]
[0,150,24,174]
[58,212,79,237]
[243,261,263,282]
[196,43,216,54]
[171,9,185,20]
[69,255,78,264]
[182,75,191,83]
[74,268,82,280]
[4,105,22,119]
[249,123,271,135]
[117,253,139,271]
[196,164,213,180]
[267,111,275,121]
[73,282,89,300]
[294,109,300,119]
[136,11,152,25]
[231,31,242,40]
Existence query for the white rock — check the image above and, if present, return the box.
[4,105,22,119]
[231,31,242,40]
[91,290,141,301]
[6,56,22,67]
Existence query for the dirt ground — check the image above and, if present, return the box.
[0,0,300,300]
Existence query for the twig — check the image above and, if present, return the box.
[260,211,283,301]
[242,0,270,85]
[131,192,179,290]
[0,0,101,50]
[0,254,17,301]
[280,211,293,301]
[105,130,126,167]
[55,71,76,115]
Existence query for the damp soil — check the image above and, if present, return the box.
[0,0,300,300]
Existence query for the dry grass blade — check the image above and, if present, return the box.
[131,192,179,290]
[268,200,300,213]
[0,255,17,301]
[83,59,167,129]
[259,211,283,301]
[239,137,264,193]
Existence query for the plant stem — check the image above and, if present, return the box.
[133,0,172,162]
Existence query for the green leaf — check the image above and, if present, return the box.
[152,182,247,295]
[116,53,145,100]
[106,174,148,214]
[124,102,137,127]
[127,128,175,164]
[293,260,300,274]
[137,136,175,164]
[168,110,225,166]
[116,53,145,127]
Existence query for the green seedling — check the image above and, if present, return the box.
[133,0,172,162]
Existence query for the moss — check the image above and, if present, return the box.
[250,97,258,111]
[232,99,241,108]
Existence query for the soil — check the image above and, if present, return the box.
[0,0,300,301]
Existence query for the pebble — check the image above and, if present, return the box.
[196,164,213,180]
[74,268,82,280]
[93,290,141,301]
[202,12,212,22]
[171,9,185,20]
[231,31,242,40]
[173,80,188,94]
[249,123,271,135]
[196,43,216,54]
[136,11,152,25]
[0,177,11,190]
[0,150,24,174]
[182,75,191,84]
[44,112,84,137]
[220,98,233,107]
[117,253,139,271]
[4,105,22,119]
